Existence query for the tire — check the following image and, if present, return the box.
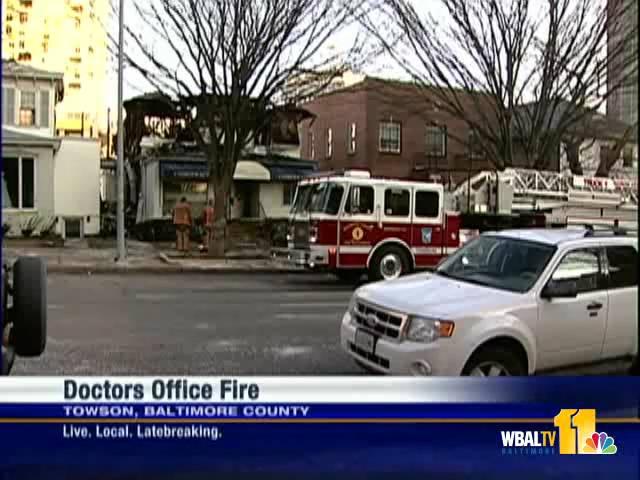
[334,269,364,284]
[11,257,47,357]
[368,245,411,282]
[462,346,526,376]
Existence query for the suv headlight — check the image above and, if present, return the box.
[347,294,358,314]
[406,316,455,343]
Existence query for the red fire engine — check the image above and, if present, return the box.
[287,170,467,281]
[287,169,637,281]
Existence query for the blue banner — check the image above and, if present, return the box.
[0,377,639,478]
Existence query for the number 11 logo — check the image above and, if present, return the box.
[554,409,617,455]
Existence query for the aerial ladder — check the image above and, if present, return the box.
[450,168,638,231]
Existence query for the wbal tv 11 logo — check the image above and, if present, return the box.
[501,409,618,456]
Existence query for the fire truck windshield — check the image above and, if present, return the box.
[292,182,344,215]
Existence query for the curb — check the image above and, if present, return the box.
[47,266,307,275]
[46,255,307,275]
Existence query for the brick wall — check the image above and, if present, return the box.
[300,78,496,185]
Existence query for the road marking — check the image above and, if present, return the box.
[270,346,313,357]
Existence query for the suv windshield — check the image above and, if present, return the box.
[291,182,344,215]
[436,235,556,293]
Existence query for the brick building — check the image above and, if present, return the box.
[298,77,493,186]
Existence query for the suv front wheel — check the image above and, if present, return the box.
[462,346,526,376]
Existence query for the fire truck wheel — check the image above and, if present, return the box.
[369,245,411,282]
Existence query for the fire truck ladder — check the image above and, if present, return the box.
[454,168,638,210]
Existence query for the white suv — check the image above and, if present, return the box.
[340,228,638,376]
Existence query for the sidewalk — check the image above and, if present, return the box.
[3,240,303,274]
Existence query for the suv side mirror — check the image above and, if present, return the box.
[541,280,578,300]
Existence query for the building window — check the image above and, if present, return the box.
[348,123,357,154]
[17,52,31,61]
[5,26,12,35]
[19,91,36,126]
[425,125,447,157]
[18,40,25,49]
[468,129,485,159]
[326,128,333,158]
[1,157,35,210]
[19,12,28,23]
[6,14,13,21]
[283,183,296,206]
[379,121,401,153]
[74,18,81,28]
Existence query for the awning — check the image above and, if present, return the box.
[234,160,271,181]
[268,165,316,181]
[159,160,272,181]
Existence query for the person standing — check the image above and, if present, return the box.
[202,199,215,253]
[173,197,193,254]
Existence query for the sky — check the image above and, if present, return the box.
[103,0,609,120]
[104,1,448,114]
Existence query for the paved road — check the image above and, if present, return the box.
[12,273,628,376]
[13,273,361,375]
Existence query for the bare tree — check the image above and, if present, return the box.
[120,0,363,256]
[357,0,638,174]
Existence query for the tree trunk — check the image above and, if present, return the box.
[208,178,230,258]
[565,141,583,175]
[595,144,621,178]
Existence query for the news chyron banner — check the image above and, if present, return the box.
[0,377,639,479]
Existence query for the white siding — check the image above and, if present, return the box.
[54,137,101,235]
[259,182,291,219]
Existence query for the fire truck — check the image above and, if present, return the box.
[286,168,638,281]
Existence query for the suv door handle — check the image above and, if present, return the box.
[587,302,603,311]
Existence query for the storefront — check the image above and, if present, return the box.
[137,153,316,223]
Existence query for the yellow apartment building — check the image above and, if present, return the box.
[2,0,109,137]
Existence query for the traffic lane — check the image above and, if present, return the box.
[13,273,362,375]
[11,273,630,376]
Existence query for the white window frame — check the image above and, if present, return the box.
[425,125,447,157]
[19,90,37,127]
[2,156,37,211]
[348,123,357,154]
[468,128,485,159]
[379,121,401,154]
[326,128,333,158]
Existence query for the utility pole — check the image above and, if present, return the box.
[116,0,126,261]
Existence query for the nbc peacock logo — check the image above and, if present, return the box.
[582,432,617,455]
